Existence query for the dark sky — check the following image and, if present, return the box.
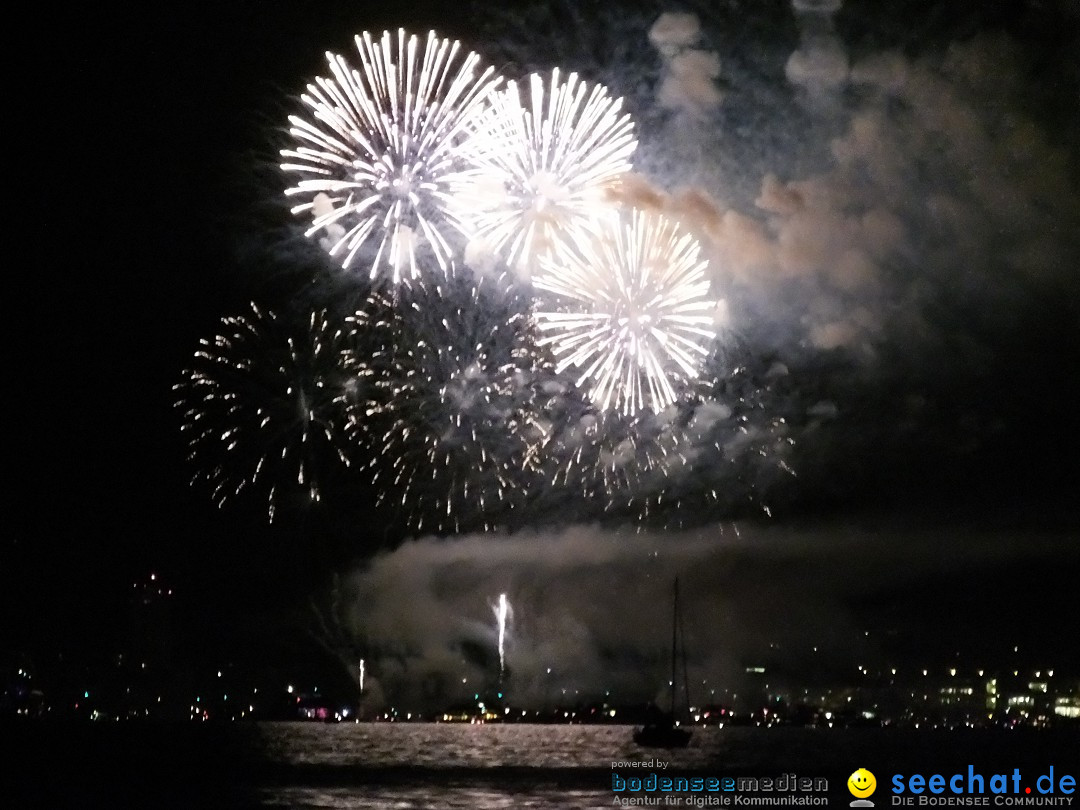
[10,0,1080,687]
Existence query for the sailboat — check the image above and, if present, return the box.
[633,578,693,748]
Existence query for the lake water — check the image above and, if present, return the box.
[5,722,1078,809]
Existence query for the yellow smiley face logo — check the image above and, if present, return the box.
[848,768,877,798]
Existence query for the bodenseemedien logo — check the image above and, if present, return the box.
[610,766,829,806]
[849,768,878,808]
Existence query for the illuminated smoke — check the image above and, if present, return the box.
[648,13,724,115]
[786,0,847,105]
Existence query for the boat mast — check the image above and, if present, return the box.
[670,578,679,719]
[679,583,691,721]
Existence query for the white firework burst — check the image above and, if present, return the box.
[533,209,719,416]
[280,29,501,283]
[453,68,637,273]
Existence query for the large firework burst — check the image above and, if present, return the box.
[174,304,357,523]
[280,29,501,283]
[533,208,719,417]
[346,270,546,534]
[454,69,637,272]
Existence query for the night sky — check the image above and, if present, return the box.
[10,0,1080,701]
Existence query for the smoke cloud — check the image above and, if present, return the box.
[786,0,848,102]
[648,13,724,115]
[320,523,1078,712]
[627,22,1079,351]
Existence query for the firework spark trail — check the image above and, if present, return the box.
[592,410,686,511]
[528,379,686,515]
[454,69,637,273]
[280,29,501,283]
[174,304,356,523]
[492,593,512,676]
[345,270,547,534]
[531,372,797,525]
[533,208,719,417]
[633,397,798,528]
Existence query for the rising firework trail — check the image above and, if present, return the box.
[174,304,356,523]
[533,208,720,417]
[280,29,501,283]
[492,593,512,677]
[455,68,637,273]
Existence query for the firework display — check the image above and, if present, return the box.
[453,69,637,272]
[533,209,718,417]
[345,271,547,533]
[137,2,1080,745]
[181,25,781,534]
[175,304,357,523]
[280,30,501,283]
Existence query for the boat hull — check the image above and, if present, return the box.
[633,724,692,748]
